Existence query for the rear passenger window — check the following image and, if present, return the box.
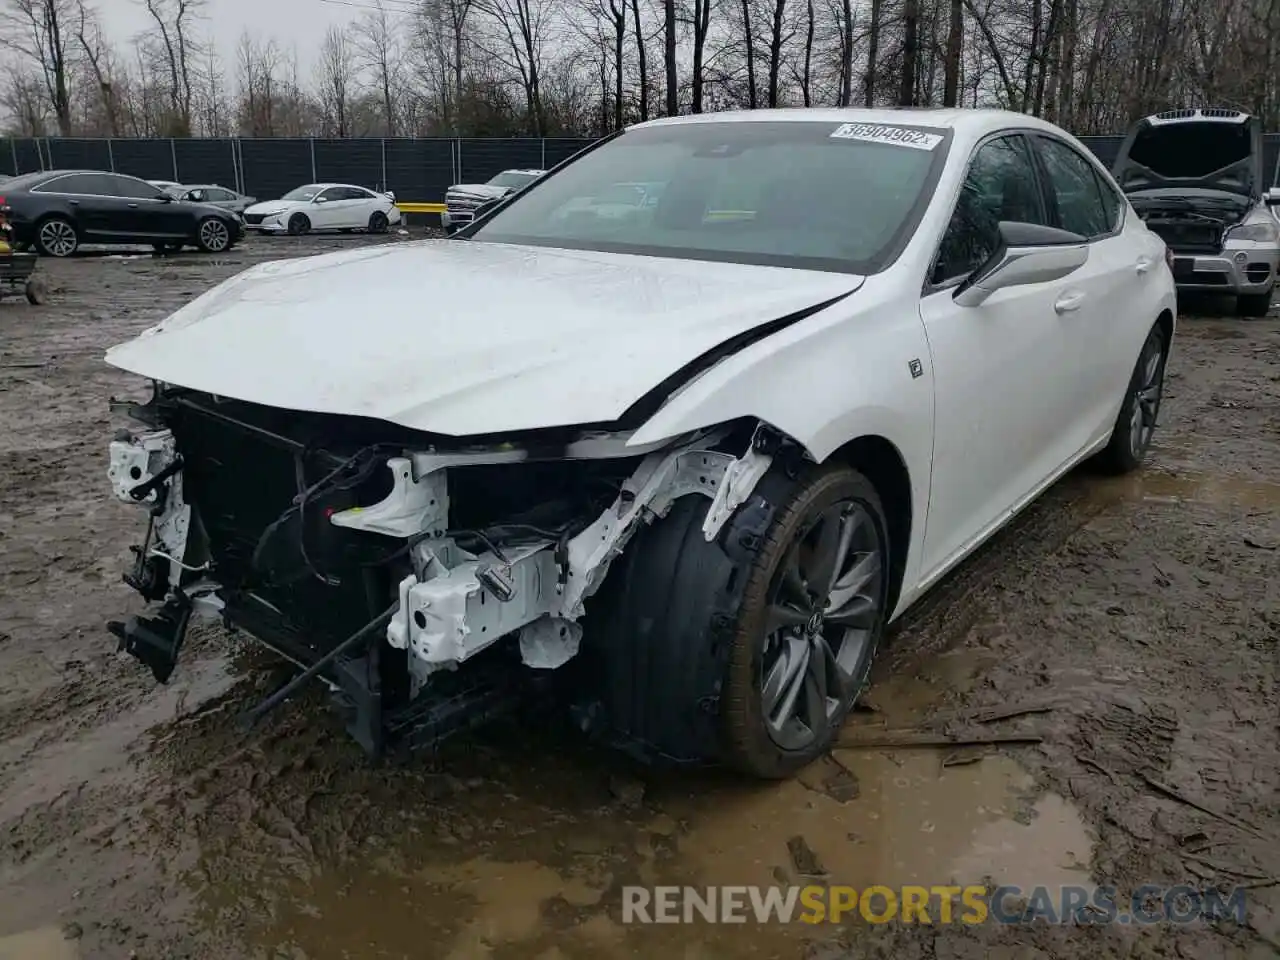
[1036,137,1112,238]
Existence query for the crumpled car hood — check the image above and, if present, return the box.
[104,240,863,437]
[448,184,510,200]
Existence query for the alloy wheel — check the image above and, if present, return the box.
[39,220,76,257]
[1129,330,1165,457]
[760,499,883,751]
[199,219,229,252]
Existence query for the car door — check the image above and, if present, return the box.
[1030,134,1157,444]
[34,173,127,239]
[108,175,189,239]
[338,186,374,227]
[917,132,1086,580]
[310,187,346,229]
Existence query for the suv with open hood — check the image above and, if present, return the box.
[1112,108,1280,317]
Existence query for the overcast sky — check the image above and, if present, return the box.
[97,0,362,77]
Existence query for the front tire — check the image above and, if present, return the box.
[287,213,310,236]
[1236,290,1271,317]
[35,217,78,257]
[195,218,231,253]
[721,465,888,778]
[368,211,389,233]
[581,460,890,779]
[1094,321,1168,475]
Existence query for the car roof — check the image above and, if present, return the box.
[183,183,232,190]
[502,169,546,176]
[631,106,1067,139]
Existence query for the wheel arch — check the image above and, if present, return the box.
[822,433,913,619]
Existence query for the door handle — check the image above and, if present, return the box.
[127,202,139,208]
[1054,292,1086,314]
[1135,256,1154,274]
[68,199,79,205]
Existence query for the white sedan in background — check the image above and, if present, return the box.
[243,183,402,235]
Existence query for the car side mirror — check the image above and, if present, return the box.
[314,196,327,204]
[953,221,1089,308]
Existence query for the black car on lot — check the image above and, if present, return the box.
[0,170,244,257]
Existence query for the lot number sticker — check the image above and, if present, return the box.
[829,122,943,150]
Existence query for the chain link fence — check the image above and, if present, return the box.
[2,134,1278,201]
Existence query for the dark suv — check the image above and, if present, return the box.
[1,170,245,256]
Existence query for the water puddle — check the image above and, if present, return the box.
[1097,470,1280,510]
[0,656,235,824]
[226,649,1095,959]
[0,927,78,960]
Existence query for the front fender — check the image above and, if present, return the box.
[626,291,936,599]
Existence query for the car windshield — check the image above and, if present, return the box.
[488,172,539,189]
[469,120,949,273]
[282,185,322,201]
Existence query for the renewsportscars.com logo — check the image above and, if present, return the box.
[622,884,1249,926]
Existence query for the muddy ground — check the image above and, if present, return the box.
[0,233,1276,960]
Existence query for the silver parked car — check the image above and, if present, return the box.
[177,184,257,215]
[442,168,545,234]
[1112,108,1280,317]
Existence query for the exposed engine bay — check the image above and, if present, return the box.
[1128,193,1249,255]
[106,384,775,754]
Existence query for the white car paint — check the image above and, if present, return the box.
[242,182,402,234]
[105,240,865,434]
[104,107,1176,627]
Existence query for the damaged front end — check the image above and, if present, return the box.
[106,384,774,755]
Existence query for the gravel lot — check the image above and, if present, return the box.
[0,234,1276,960]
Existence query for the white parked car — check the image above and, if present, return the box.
[242,183,402,235]
[102,108,1175,779]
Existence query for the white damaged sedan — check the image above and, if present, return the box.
[242,182,402,235]
[103,108,1176,778]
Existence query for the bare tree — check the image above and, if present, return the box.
[236,31,280,135]
[141,0,203,135]
[73,0,118,134]
[355,0,403,136]
[476,0,554,134]
[3,0,76,134]
[316,25,358,136]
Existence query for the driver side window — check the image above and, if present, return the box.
[932,134,1048,285]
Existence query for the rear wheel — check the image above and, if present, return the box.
[1236,290,1271,317]
[1094,321,1168,475]
[195,218,231,253]
[368,210,389,234]
[287,213,310,236]
[35,217,78,257]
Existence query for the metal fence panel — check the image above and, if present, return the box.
[383,138,454,201]
[313,138,388,192]
[237,138,313,201]
[44,138,113,171]
[1077,135,1123,168]
[458,138,544,183]
[543,137,598,169]
[107,138,175,180]
[174,138,239,192]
